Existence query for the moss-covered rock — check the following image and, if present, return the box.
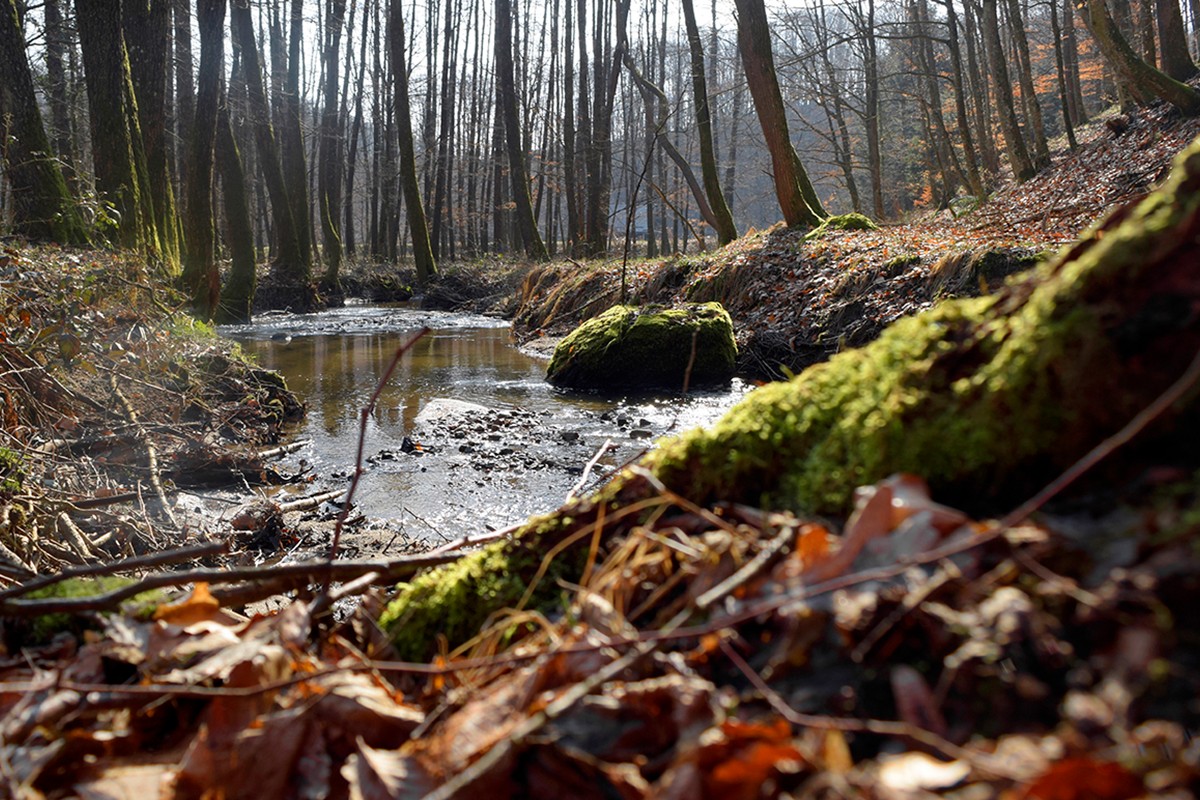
[804,212,879,241]
[546,302,737,391]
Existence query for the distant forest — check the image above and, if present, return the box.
[1,0,1196,319]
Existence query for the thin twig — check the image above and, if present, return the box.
[327,328,430,564]
[0,540,228,601]
[565,438,614,502]
[109,374,178,529]
[0,552,460,615]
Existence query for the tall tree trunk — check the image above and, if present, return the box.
[862,0,885,217]
[1062,0,1088,124]
[1050,0,1079,149]
[230,0,307,284]
[174,0,195,192]
[77,0,161,254]
[0,0,88,243]
[734,0,825,227]
[182,0,225,319]
[1085,0,1200,113]
[125,0,182,269]
[281,0,314,273]
[1003,0,1050,170]
[941,0,987,195]
[1156,0,1198,79]
[681,0,737,245]
[388,0,437,284]
[216,102,257,323]
[496,0,548,260]
[44,0,76,188]
[981,0,1036,181]
[318,0,347,292]
[344,0,371,257]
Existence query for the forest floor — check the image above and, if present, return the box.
[0,100,1197,798]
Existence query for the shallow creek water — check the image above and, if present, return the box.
[220,303,749,543]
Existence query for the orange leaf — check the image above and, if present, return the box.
[153,582,221,626]
[1022,758,1143,800]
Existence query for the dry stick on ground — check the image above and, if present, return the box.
[0,540,227,600]
[0,551,462,615]
[326,327,430,566]
[277,488,345,514]
[565,438,615,503]
[257,440,312,460]
[109,373,178,529]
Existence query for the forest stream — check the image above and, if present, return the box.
[219,303,749,543]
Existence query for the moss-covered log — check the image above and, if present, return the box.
[382,137,1200,660]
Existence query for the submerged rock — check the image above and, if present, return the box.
[546,302,737,391]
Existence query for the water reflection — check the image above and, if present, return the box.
[222,305,746,538]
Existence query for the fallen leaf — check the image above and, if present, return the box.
[153,582,220,627]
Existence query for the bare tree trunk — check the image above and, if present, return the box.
[216,100,257,323]
[182,0,225,319]
[388,0,437,283]
[495,0,548,260]
[318,0,347,291]
[344,0,371,257]
[77,0,161,254]
[1003,0,1050,169]
[981,0,1036,181]
[681,0,737,244]
[941,0,987,196]
[281,0,314,273]
[231,0,307,286]
[0,0,88,243]
[125,0,182,269]
[1050,0,1079,149]
[1156,0,1198,79]
[174,0,195,191]
[1086,0,1200,112]
[734,0,825,227]
[44,0,76,188]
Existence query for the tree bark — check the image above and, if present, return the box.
[0,0,88,243]
[77,0,161,254]
[734,0,825,227]
[230,1,307,284]
[981,0,1036,181]
[681,0,738,245]
[281,0,314,273]
[182,0,225,319]
[1085,0,1200,113]
[215,102,256,324]
[1156,0,1198,80]
[125,0,182,269]
[495,0,549,260]
[388,0,437,284]
[318,0,347,291]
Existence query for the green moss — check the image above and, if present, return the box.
[15,577,158,644]
[804,213,879,241]
[379,512,581,661]
[0,447,23,494]
[547,302,737,391]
